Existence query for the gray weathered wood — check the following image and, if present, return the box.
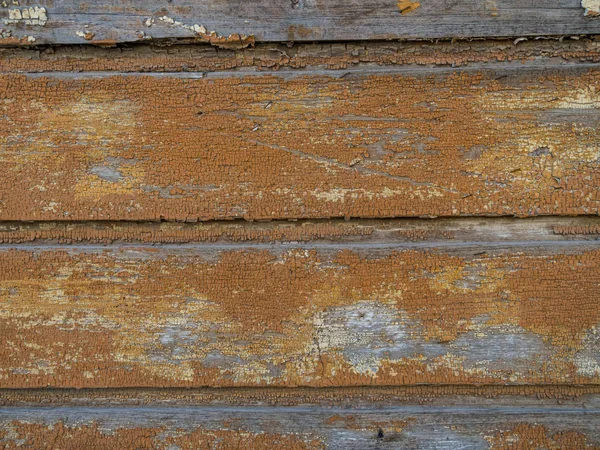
[0,0,599,46]
[1,404,600,449]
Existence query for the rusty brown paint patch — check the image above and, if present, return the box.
[1,40,599,73]
[0,69,599,220]
[554,225,600,235]
[0,246,599,388]
[487,423,599,449]
[325,414,411,433]
[398,0,420,14]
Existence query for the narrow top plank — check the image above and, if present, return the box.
[0,0,599,46]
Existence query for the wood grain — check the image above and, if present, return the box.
[0,0,599,46]
[1,219,600,388]
[1,63,600,220]
[1,404,600,449]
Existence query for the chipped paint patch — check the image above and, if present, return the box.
[398,0,420,14]
[583,0,600,16]
[157,16,254,49]
[4,6,46,26]
[89,165,123,183]
[314,302,445,375]
[75,30,94,40]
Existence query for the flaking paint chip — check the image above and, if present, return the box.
[4,6,46,25]
[75,30,94,40]
[582,0,600,16]
[398,0,420,14]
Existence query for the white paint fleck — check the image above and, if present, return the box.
[4,6,46,26]
[574,326,600,377]
[314,302,444,375]
[582,0,600,16]
[558,87,600,109]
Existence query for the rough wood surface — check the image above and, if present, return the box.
[2,38,600,446]
[1,63,600,220]
[0,0,600,46]
[1,219,600,388]
[2,39,600,74]
[1,404,600,449]
[4,39,600,74]
[4,385,600,407]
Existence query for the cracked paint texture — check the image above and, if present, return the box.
[1,244,599,388]
[0,68,599,220]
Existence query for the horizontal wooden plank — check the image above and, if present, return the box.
[1,217,600,244]
[1,404,600,449]
[2,39,600,74]
[1,220,600,388]
[0,0,599,46]
[1,63,600,220]
[4,385,600,407]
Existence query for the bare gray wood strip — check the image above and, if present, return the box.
[0,0,599,46]
[1,404,600,449]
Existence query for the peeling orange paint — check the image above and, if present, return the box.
[488,423,599,450]
[398,0,421,14]
[0,69,599,220]
[1,40,600,73]
[0,245,599,388]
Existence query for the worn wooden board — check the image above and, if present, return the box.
[0,0,600,46]
[1,63,600,220]
[2,39,600,74]
[1,404,600,449]
[4,385,600,407]
[1,219,600,388]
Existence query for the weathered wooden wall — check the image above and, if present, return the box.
[1,7,600,448]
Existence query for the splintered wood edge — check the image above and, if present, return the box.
[2,217,600,388]
[1,39,599,74]
[2,385,600,407]
[0,217,600,245]
[1,61,600,221]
